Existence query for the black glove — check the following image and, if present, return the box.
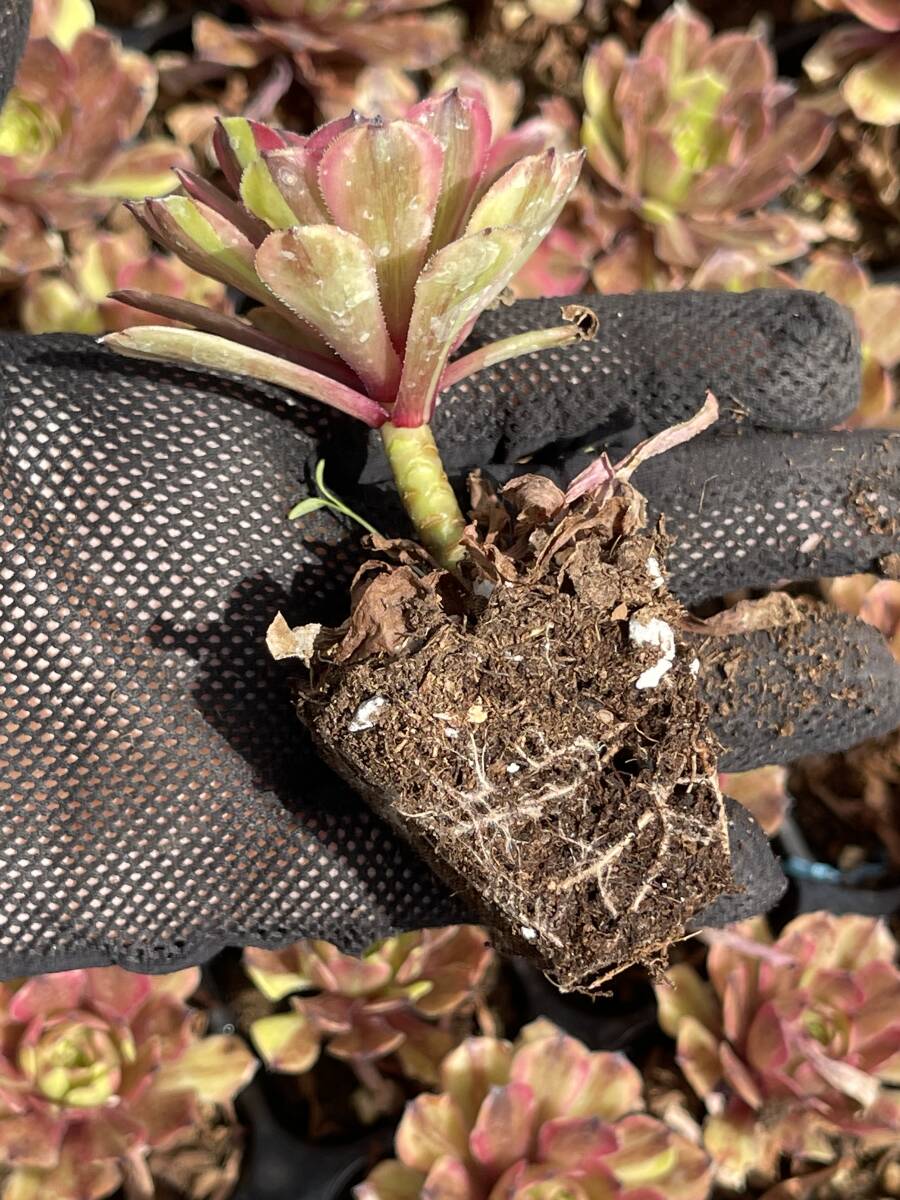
[2,0,899,976]
[2,283,899,979]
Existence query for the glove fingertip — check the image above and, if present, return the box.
[689,796,787,930]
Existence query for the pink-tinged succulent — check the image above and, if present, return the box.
[655,914,900,1190]
[0,19,189,282]
[187,0,463,106]
[21,222,231,334]
[357,1018,714,1200]
[689,249,900,428]
[245,927,492,1104]
[0,966,257,1200]
[316,64,588,299]
[104,98,587,568]
[718,766,790,837]
[805,0,900,126]
[581,4,832,269]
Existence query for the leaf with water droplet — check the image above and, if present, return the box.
[213,116,287,194]
[262,148,331,225]
[240,160,299,230]
[317,120,443,352]
[467,148,584,281]
[256,225,401,402]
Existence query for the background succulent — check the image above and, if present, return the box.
[655,913,900,1190]
[356,1018,713,1200]
[245,927,493,1114]
[185,0,464,116]
[581,3,832,270]
[806,0,900,127]
[20,217,232,333]
[0,966,257,1200]
[0,0,188,286]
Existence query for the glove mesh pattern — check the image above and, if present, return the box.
[0,337,461,976]
[0,283,873,976]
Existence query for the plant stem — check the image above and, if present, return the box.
[380,422,467,569]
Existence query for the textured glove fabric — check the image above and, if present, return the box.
[362,288,860,477]
[1,311,897,977]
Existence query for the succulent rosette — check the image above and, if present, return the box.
[690,249,900,428]
[320,64,591,299]
[805,0,900,127]
[356,1018,713,1200]
[105,95,585,567]
[581,4,832,269]
[0,966,257,1200]
[0,3,188,284]
[21,222,232,334]
[245,927,493,1092]
[655,914,900,1190]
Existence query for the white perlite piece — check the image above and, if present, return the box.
[629,616,676,690]
[520,926,538,941]
[646,556,664,589]
[348,696,388,732]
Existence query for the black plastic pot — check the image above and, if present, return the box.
[231,1078,392,1200]
[776,816,900,920]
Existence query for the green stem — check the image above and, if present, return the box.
[380,422,467,569]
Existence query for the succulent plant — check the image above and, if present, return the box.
[581,3,832,269]
[690,249,900,428]
[655,914,900,1190]
[104,98,587,568]
[245,926,493,1106]
[356,1018,714,1200]
[312,64,588,299]
[21,220,231,334]
[0,0,188,285]
[0,966,257,1200]
[805,0,900,127]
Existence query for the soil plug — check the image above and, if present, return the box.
[288,395,732,991]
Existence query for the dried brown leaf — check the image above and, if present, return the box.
[681,592,808,637]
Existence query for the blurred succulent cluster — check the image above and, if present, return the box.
[0,0,187,290]
[244,927,493,1115]
[184,0,464,118]
[655,913,900,1191]
[0,966,256,1200]
[357,1017,713,1200]
[806,0,900,127]
[21,215,231,333]
[581,4,832,271]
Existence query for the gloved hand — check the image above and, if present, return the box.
[2,0,900,977]
[3,287,900,977]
